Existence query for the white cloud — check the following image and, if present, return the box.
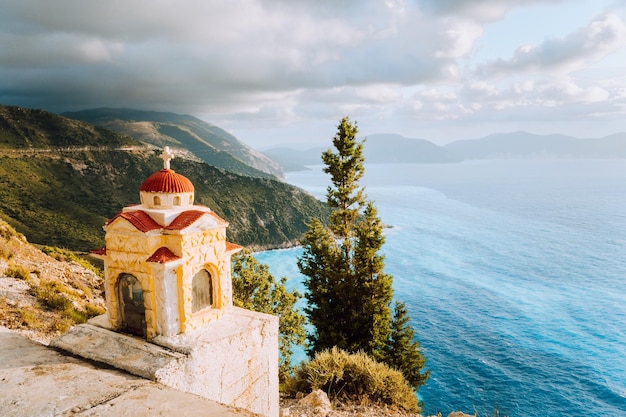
[481,13,626,76]
[418,0,563,22]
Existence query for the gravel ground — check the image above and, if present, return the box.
[278,390,453,417]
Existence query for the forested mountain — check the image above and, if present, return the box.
[63,107,283,179]
[0,105,137,148]
[0,105,330,251]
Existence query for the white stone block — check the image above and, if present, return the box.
[154,307,279,417]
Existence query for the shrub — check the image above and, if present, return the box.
[0,243,14,260]
[17,306,45,330]
[0,222,20,240]
[49,317,74,333]
[30,280,76,311]
[29,278,104,327]
[287,347,419,413]
[5,264,31,280]
[63,308,88,324]
[84,302,106,318]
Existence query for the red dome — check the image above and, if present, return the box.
[140,169,194,193]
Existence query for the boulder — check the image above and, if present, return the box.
[299,389,332,411]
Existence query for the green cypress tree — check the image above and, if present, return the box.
[298,219,347,351]
[384,301,430,390]
[352,202,394,358]
[321,117,365,240]
[299,116,368,355]
[232,250,307,380]
[298,116,428,391]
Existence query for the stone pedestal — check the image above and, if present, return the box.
[155,307,279,417]
[53,307,279,417]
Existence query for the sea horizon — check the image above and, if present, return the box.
[256,159,626,417]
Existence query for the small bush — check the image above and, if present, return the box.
[48,317,73,333]
[41,245,69,262]
[29,278,104,328]
[5,264,31,280]
[17,306,46,330]
[30,280,76,311]
[63,308,88,324]
[286,347,419,413]
[0,243,14,260]
[0,222,20,240]
[84,302,106,318]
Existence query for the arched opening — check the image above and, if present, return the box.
[188,195,193,204]
[117,273,146,337]
[192,269,213,313]
[153,196,161,206]
[173,196,181,206]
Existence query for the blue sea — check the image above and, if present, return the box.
[255,159,626,417]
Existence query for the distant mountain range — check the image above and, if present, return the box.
[444,131,626,160]
[63,108,283,179]
[263,132,626,170]
[0,104,329,251]
[5,101,625,251]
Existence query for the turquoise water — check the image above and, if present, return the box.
[255,160,626,417]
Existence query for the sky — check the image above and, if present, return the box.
[2,0,626,148]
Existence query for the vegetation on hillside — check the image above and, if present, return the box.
[0,105,137,149]
[0,148,329,251]
[0,104,330,251]
[63,107,283,179]
[297,117,429,400]
[0,218,105,337]
[232,250,307,381]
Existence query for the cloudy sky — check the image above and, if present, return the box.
[2,0,626,148]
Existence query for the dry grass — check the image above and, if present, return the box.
[0,218,105,343]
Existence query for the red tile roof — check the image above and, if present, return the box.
[146,247,181,263]
[107,211,162,232]
[165,210,228,230]
[106,209,229,233]
[165,210,206,230]
[225,242,243,252]
[90,247,106,256]
[140,169,194,193]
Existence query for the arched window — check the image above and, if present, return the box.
[192,269,213,313]
[189,195,193,204]
[117,274,145,337]
[173,196,181,206]
[154,196,161,206]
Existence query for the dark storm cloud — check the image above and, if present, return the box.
[0,0,462,114]
[0,0,625,145]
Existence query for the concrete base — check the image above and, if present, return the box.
[51,322,185,380]
[52,307,279,417]
[1,327,251,417]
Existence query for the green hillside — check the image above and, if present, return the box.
[62,108,284,179]
[0,105,137,148]
[0,105,330,251]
